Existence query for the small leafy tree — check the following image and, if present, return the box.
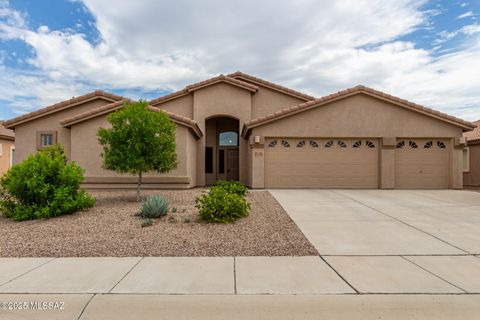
[98,101,178,201]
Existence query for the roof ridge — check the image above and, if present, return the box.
[227,71,315,101]
[243,85,475,135]
[5,90,125,128]
[149,74,258,106]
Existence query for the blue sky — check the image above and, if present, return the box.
[0,0,479,120]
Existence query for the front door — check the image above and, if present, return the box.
[226,149,239,181]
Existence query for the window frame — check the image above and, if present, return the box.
[36,131,57,150]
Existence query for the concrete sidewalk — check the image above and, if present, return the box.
[2,294,480,320]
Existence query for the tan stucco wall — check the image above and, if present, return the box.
[248,94,464,189]
[249,84,306,118]
[193,82,252,185]
[154,94,193,118]
[70,114,193,186]
[0,139,14,175]
[13,99,111,163]
[464,144,480,186]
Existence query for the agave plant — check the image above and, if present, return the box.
[140,195,169,218]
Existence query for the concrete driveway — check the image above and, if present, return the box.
[269,189,480,294]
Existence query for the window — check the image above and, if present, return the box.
[409,141,418,148]
[281,140,290,147]
[424,141,433,148]
[437,141,446,149]
[337,140,347,148]
[309,140,319,148]
[463,147,469,172]
[365,141,375,148]
[10,147,15,166]
[325,140,334,148]
[219,131,238,146]
[396,141,405,148]
[41,134,53,146]
[219,149,225,174]
[205,147,213,173]
[37,131,57,149]
[268,140,277,147]
[296,140,305,148]
[353,140,362,148]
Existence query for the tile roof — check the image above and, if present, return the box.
[60,100,202,138]
[242,85,476,137]
[227,71,315,101]
[0,121,14,140]
[463,120,480,143]
[4,90,125,128]
[149,74,258,106]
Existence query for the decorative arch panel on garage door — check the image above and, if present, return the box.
[395,139,449,189]
[264,138,379,188]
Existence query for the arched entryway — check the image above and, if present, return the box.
[205,116,240,185]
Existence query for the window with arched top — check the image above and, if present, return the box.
[437,141,446,149]
[409,141,418,148]
[396,141,405,148]
[337,140,347,148]
[325,140,334,148]
[281,140,290,147]
[365,141,375,148]
[268,140,277,147]
[219,131,238,146]
[424,141,433,148]
[296,140,305,148]
[309,140,319,148]
[353,140,362,148]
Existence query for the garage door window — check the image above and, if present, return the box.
[281,140,290,147]
[408,141,418,148]
[309,140,319,148]
[396,141,405,148]
[437,141,446,148]
[366,140,375,148]
[325,140,334,148]
[424,141,433,148]
[268,140,277,147]
[353,140,362,148]
[296,140,305,148]
[337,140,347,148]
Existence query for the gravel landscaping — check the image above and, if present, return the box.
[0,189,317,257]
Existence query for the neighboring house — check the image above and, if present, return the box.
[4,72,475,189]
[0,121,15,175]
[463,120,480,187]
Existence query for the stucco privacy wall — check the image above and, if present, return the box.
[464,143,480,186]
[13,99,110,164]
[248,94,465,189]
[193,82,252,185]
[70,114,193,188]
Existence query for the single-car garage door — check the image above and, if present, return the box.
[395,139,449,189]
[265,138,379,188]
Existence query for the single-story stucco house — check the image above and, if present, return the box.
[463,120,480,187]
[4,71,476,189]
[0,121,15,175]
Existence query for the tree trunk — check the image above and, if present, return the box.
[136,171,142,202]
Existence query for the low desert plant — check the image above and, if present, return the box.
[0,145,95,221]
[168,216,177,223]
[195,187,250,223]
[141,217,153,227]
[214,180,249,197]
[183,217,191,223]
[171,206,177,213]
[140,195,169,218]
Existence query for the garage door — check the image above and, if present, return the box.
[395,139,449,189]
[265,138,379,188]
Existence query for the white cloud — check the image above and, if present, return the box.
[1,0,480,121]
[458,11,474,19]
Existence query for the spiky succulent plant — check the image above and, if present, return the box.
[140,195,169,218]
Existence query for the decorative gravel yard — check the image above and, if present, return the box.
[0,189,317,257]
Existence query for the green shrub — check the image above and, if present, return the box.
[140,195,169,218]
[214,180,248,197]
[141,217,153,227]
[0,145,95,221]
[195,187,250,223]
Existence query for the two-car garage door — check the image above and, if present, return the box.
[265,138,379,188]
[264,138,450,189]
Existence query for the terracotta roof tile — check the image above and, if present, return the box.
[227,71,315,101]
[242,85,476,137]
[463,120,480,142]
[0,121,14,140]
[4,90,125,128]
[149,74,258,106]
